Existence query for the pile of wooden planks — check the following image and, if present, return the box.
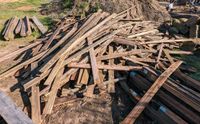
[2,16,47,41]
[0,8,199,124]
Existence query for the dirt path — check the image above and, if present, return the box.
[16,5,33,11]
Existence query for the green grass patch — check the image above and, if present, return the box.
[177,54,200,81]
[0,0,50,45]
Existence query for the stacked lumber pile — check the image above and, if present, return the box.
[2,16,47,41]
[0,9,199,124]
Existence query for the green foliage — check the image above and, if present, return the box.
[63,0,73,9]
[180,54,200,81]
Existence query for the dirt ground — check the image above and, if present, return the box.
[16,5,33,11]
[45,85,134,124]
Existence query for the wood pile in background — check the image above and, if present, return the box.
[2,16,47,41]
[0,8,199,124]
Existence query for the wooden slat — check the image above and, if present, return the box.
[31,85,41,124]
[85,37,101,97]
[43,68,69,115]
[68,63,143,71]
[24,16,32,36]
[15,19,22,34]
[0,91,33,124]
[31,16,47,34]
[108,46,115,93]
[41,14,117,87]
[2,18,13,35]
[20,18,27,37]
[122,61,182,124]
[4,17,19,40]
[97,49,156,61]
[128,29,159,38]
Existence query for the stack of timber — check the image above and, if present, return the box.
[0,9,199,124]
[2,16,47,41]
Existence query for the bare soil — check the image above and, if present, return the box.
[16,6,33,11]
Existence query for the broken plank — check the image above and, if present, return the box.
[121,61,182,124]
[0,91,33,124]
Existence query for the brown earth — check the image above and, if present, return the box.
[96,0,171,22]
[16,5,33,11]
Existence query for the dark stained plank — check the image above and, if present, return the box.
[15,19,22,34]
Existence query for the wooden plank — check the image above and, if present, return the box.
[122,61,182,124]
[113,37,138,46]
[157,43,164,62]
[24,16,32,36]
[97,49,156,61]
[85,37,101,97]
[31,16,47,34]
[31,85,41,124]
[40,32,114,74]
[68,63,143,71]
[108,46,115,93]
[40,14,117,87]
[4,17,19,40]
[20,18,27,37]
[43,68,69,115]
[131,71,200,123]
[0,91,33,124]
[40,21,65,51]
[15,19,22,34]
[38,23,78,61]
[168,50,193,55]
[129,73,190,124]
[2,18,13,36]
[128,29,159,38]
[123,57,149,66]
[141,39,196,45]
[80,69,90,85]
[76,69,84,85]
